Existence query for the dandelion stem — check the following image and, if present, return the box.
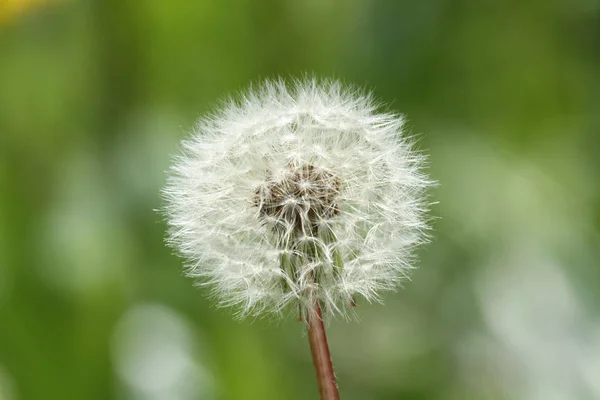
[307,298,340,400]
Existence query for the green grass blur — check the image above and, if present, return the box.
[1,1,599,399]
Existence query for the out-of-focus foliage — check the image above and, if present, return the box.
[1,1,599,399]
[0,0,55,25]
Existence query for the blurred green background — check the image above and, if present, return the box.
[1,1,599,399]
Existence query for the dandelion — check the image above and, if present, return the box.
[163,78,433,399]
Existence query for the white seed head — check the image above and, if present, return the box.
[163,78,433,319]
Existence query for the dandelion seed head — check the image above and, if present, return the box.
[163,78,433,319]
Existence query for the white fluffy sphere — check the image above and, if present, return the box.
[163,78,432,319]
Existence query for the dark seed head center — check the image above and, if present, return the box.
[255,163,341,236]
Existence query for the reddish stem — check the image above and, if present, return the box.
[307,300,340,400]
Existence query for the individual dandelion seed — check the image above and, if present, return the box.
[162,77,433,400]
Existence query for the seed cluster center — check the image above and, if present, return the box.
[255,163,341,237]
